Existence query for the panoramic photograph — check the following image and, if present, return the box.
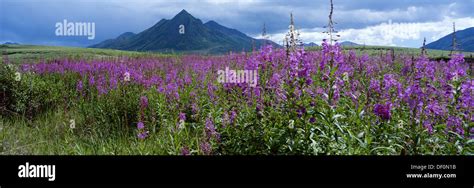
[1,0,473,157]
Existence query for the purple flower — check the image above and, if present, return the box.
[268,73,281,89]
[191,103,199,115]
[426,101,445,116]
[229,110,237,124]
[383,74,401,91]
[297,107,306,118]
[166,83,179,100]
[179,112,186,121]
[222,112,230,127]
[459,80,474,108]
[207,83,217,101]
[374,102,392,120]
[369,79,380,93]
[137,121,145,129]
[446,116,464,136]
[76,80,83,92]
[140,96,148,109]
[109,78,118,89]
[200,141,211,155]
[423,120,433,134]
[181,146,190,156]
[88,75,95,86]
[96,85,108,96]
[137,131,149,139]
[205,117,220,141]
[205,118,216,137]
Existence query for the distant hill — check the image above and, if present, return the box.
[340,41,360,46]
[303,42,318,47]
[90,32,135,49]
[3,42,19,45]
[90,10,278,54]
[426,27,474,52]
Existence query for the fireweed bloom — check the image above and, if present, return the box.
[426,101,445,117]
[88,75,95,86]
[191,103,199,115]
[140,96,148,109]
[175,112,186,129]
[383,74,401,92]
[229,110,237,124]
[374,102,392,120]
[423,120,433,134]
[200,141,211,155]
[297,107,306,118]
[369,79,381,93]
[137,121,148,139]
[137,131,149,139]
[179,112,186,121]
[205,117,220,141]
[459,80,474,109]
[446,116,464,136]
[76,80,83,92]
[137,121,145,129]
[109,78,118,90]
[222,112,230,127]
[181,146,190,156]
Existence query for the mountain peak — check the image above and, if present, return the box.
[179,9,190,14]
[174,9,194,19]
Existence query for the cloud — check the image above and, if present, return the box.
[264,16,474,47]
[1,0,473,47]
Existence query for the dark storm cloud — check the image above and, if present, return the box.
[1,0,472,47]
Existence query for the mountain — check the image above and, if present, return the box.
[426,27,474,52]
[3,42,19,45]
[90,32,135,49]
[340,41,359,46]
[90,10,278,54]
[303,42,318,47]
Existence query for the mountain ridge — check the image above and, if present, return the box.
[340,41,360,46]
[426,27,474,52]
[90,9,278,54]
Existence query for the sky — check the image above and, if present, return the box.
[1,0,474,48]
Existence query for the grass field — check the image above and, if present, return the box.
[3,44,473,62]
[0,44,174,63]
